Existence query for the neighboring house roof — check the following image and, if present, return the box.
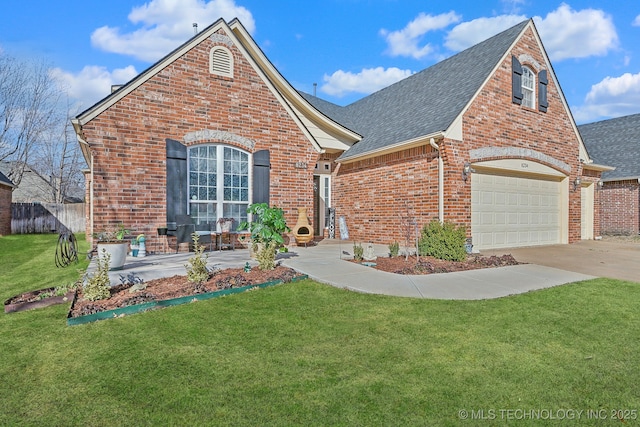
[0,161,83,203]
[0,170,15,188]
[303,20,529,161]
[579,113,640,181]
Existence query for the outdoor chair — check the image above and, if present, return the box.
[175,215,213,252]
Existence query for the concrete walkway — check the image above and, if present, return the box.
[95,240,600,300]
[281,241,596,300]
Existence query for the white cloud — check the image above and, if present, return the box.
[633,15,640,26]
[534,4,618,61]
[50,65,139,110]
[91,0,255,62]
[445,15,526,52]
[321,67,414,97]
[572,72,640,122]
[501,0,526,14]
[380,11,461,59]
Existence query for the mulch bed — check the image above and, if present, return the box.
[352,254,521,274]
[69,265,300,318]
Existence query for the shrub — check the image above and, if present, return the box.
[83,250,111,301]
[185,233,210,284]
[255,240,278,270]
[353,242,364,261]
[388,241,400,257]
[418,220,467,262]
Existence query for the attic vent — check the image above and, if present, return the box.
[210,46,233,78]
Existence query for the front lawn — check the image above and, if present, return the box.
[1,234,639,426]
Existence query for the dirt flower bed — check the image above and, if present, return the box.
[352,254,520,275]
[70,265,300,318]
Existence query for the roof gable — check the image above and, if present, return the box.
[579,113,640,181]
[73,19,359,159]
[333,20,529,160]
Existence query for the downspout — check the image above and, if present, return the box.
[89,154,94,242]
[429,138,444,223]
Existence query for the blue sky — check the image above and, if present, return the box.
[1,0,639,124]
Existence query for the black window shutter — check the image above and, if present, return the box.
[166,139,188,231]
[538,69,548,112]
[512,56,523,105]
[252,150,270,205]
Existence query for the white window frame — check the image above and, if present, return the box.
[187,144,250,230]
[521,66,535,109]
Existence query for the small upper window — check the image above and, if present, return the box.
[210,46,233,78]
[521,66,535,109]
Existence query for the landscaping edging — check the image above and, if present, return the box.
[5,289,75,314]
[67,275,308,326]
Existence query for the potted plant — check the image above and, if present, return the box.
[237,203,291,270]
[94,223,130,270]
[217,217,235,233]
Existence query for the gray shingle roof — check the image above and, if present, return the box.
[0,170,14,188]
[579,113,640,181]
[303,20,529,160]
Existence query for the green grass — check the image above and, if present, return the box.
[1,234,639,426]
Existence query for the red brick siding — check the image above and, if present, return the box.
[333,27,594,245]
[333,145,439,243]
[599,180,640,235]
[82,28,317,247]
[0,185,12,236]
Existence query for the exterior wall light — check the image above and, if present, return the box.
[462,162,475,182]
[597,180,604,190]
[573,176,582,191]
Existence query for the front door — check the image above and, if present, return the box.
[313,174,331,237]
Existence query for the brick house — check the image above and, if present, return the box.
[0,171,15,236]
[580,114,640,235]
[72,18,607,251]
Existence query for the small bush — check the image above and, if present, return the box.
[353,242,364,261]
[255,240,278,270]
[388,241,400,257]
[83,250,111,301]
[418,220,467,262]
[185,233,210,284]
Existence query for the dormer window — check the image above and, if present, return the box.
[512,55,547,113]
[210,46,233,78]
[521,66,535,109]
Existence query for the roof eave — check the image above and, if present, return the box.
[337,132,444,164]
[583,162,615,172]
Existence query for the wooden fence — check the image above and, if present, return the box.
[11,203,85,234]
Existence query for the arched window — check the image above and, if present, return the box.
[209,46,233,78]
[188,145,249,229]
[521,66,535,109]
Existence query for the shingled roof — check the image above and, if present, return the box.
[579,113,640,181]
[0,170,14,188]
[303,19,530,161]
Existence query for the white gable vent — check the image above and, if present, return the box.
[210,46,233,78]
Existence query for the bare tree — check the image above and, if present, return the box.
[0,53,60,186]
[32,98,85,203]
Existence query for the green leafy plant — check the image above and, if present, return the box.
[94,223,130,242]
[185,233,210,284]
[83,250,112,301]
[388,241,400,257]
[238,203,291,270]
[353,242,364,261]
[418,220,467,262]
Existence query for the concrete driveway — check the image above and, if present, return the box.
[482,239,640,283]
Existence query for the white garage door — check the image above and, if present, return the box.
[471,171,562,250]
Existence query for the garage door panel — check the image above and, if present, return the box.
[472,170,562,250]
